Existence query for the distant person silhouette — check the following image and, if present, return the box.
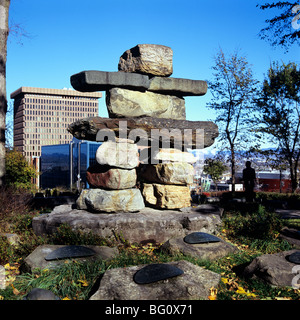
[242,161,256,202]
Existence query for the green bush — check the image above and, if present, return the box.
[5,148,37,191]
[222,205,291,253]
[256,192,300,209]
[0,235,14,265]
[224,205,283,239]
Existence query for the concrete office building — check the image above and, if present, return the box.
[10,87,102,161]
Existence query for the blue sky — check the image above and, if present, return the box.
[6,0,300,129]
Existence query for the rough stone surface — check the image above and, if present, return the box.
[96,141,139,169]
[118,44,173,77]
[90,260,221,300]
[32,204,222,244]
[139,162,194,185]
[76,188,145,213]
[87,164,137,189]
[149,76,207,96]
[21,244,119,273]
[67,116,219,149]
[280,227,300,249]
[243,249,300,287]
[142,183,191,209]
[161,236,238,261]
[0,233,20,246]
[70,70,150,92]
[106,87,186,120]
[24,288,60,300]
[152,148,197,164]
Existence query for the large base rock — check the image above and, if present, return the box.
[76,188,145,213]
[161,236,237,261]
[32,204,222,244]
[22,244,119,273]
[90,260,221,300]
[243,250,300,287]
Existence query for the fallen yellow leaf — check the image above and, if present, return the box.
[78,279,89,287]
[62,297,71,300]
[11,284,20,295]
[221,277,229,284]
[236,286,247,294]
[208,287,217,300]
[4,263,10,270]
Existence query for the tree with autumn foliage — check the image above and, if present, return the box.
[203,157,227,191]
[206,48,258,192]
[253,62,300,193]
[5,148,37,190]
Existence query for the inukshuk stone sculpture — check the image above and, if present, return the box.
[69,44,218,212]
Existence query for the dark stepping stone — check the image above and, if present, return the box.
[183,232,221,244]
[24,288,60,300]
[287,251,300,264]
[133,263,184,284]
[45,245,96,261]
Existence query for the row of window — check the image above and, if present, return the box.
[24,118,79,128]
[26,131,71,138]
[25,127,72,135]
[25,107,97,114]
[26,134,71,143]
[25,97,98,107]
[24,112,95,119]
[24,104,98,112]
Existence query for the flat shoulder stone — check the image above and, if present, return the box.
[149,77,208,96]
[70,70,150,92]
[67,116,219,149]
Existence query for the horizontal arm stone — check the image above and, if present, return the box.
[148,77,208,96]
[67,116,218,149]
[70,70,150,92]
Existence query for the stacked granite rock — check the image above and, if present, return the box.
[140,149,196,209]
[76,140,145,212]
[70,44,218,212]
